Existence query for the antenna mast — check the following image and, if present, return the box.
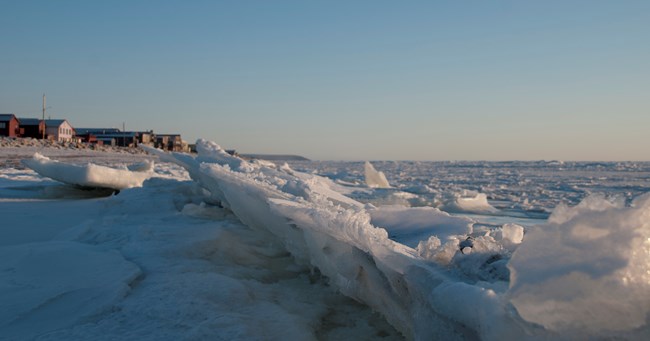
[42,94,46,139]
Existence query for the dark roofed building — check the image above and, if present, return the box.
[17,118,44,138]
[0,114,20,137]
[75,128,147,147]
[97,132,139,147]
[135,131,154,146]
[75,128,121,144]
[75,128,121,135]
[155,134,188,152]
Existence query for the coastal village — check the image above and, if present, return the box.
[0,112,190,152]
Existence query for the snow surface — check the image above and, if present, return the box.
[2,142,650,340]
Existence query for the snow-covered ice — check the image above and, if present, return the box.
[2,141,650,340]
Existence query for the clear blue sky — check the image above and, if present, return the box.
[1,1,648,160]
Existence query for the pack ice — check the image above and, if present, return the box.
[142,140,650,340]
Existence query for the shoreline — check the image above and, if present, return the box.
[1,137,151,168]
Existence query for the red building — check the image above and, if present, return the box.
[0,114,20,137]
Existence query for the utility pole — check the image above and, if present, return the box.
[122,122,126,147]
[42,94,46,139]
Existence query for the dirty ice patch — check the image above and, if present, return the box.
[0,241,141,339]
[508,193,650,335]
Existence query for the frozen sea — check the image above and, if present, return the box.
[1,142,649,340]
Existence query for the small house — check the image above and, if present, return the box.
[44,119,75,142]
[156,134,188,152]
[18,118,45,139]
[136,131,154,146]
[0,114,20,137]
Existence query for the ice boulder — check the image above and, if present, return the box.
[497,223,524,244]
[492,223,524,252]
[507,193,650,335]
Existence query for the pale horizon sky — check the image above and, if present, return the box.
[1,1,648,161]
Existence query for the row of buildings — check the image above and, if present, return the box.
[0,113,189,152]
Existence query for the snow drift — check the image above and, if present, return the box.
[22,153,154,190]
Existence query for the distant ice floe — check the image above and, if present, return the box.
[143,140,650,340]
[368,205,473,247]
[22,153,154,190]
[364,161,391,188]
[442,191,499,214]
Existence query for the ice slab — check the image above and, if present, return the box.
[22,153,154,190]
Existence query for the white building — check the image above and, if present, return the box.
[44,119,75,142]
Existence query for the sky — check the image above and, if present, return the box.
[1,0,648,161]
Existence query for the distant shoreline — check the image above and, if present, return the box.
[241,154,310,161]
[0,137,150,168]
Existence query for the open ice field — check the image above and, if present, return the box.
[1,141,649,340]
